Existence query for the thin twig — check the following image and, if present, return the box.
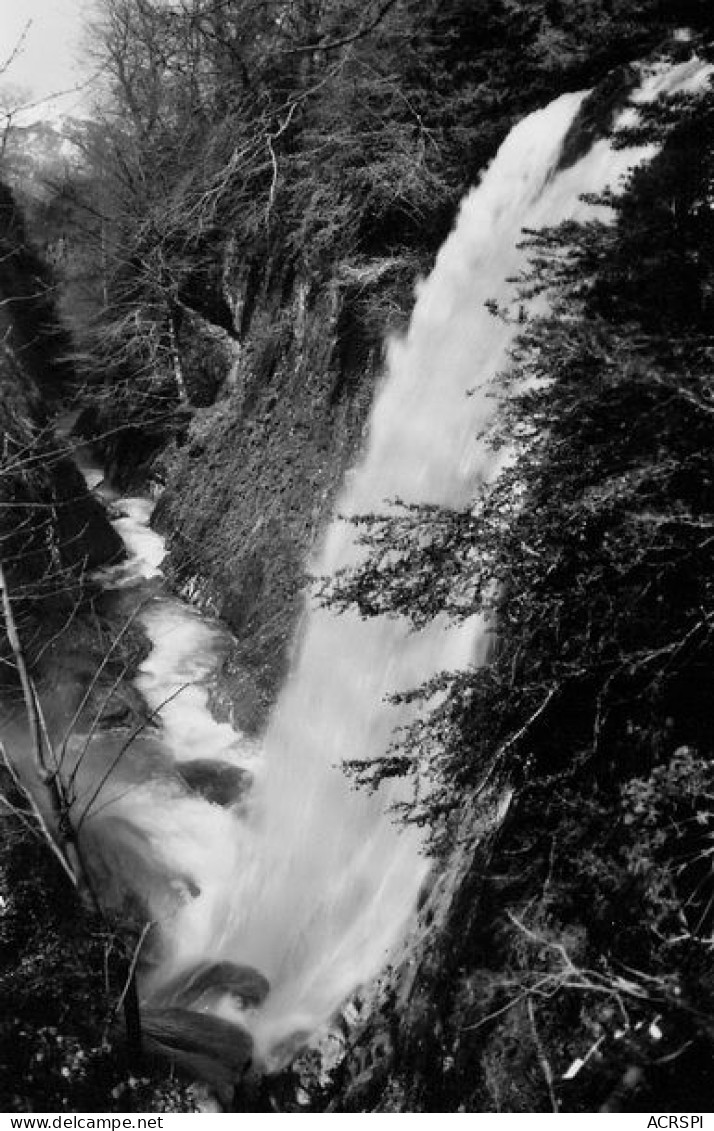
[113,921,152,1020]
[73,684,189,833]
[527,997,559,1113]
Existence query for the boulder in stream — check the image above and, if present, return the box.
[176,759,251,806]
[141,1006,254,1086]
[156,959,270,1010]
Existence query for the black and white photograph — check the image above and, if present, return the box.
[0,0,712,1116]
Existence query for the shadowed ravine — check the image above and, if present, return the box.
[63,57,708,1089]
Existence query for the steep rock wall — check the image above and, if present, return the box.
[152,259,404,718]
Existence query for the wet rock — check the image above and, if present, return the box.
[141,1007,253,1086]
[96,685,157,730]
[177,759,251,806]
[209,662,268,736]
[231,1066,276,1112]
[159,960,270,1010]
[556,65,638,173]
[53,458,125,569]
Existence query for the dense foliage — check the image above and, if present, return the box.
[322,69,714,1111]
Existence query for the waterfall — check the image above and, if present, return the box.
[72,56,709,1074]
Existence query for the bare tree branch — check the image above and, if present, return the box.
[283,0,400,55]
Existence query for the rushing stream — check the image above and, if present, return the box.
[67,56,708,1080]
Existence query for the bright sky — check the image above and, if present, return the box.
[0,0,96,116]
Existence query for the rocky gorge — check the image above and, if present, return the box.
[2,1,714,1114]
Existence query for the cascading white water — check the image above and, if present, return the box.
[75,56,709,1073]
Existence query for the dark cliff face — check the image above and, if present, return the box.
[0,183,124,672]
[152,263,394,714]
[0,183,76,401]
